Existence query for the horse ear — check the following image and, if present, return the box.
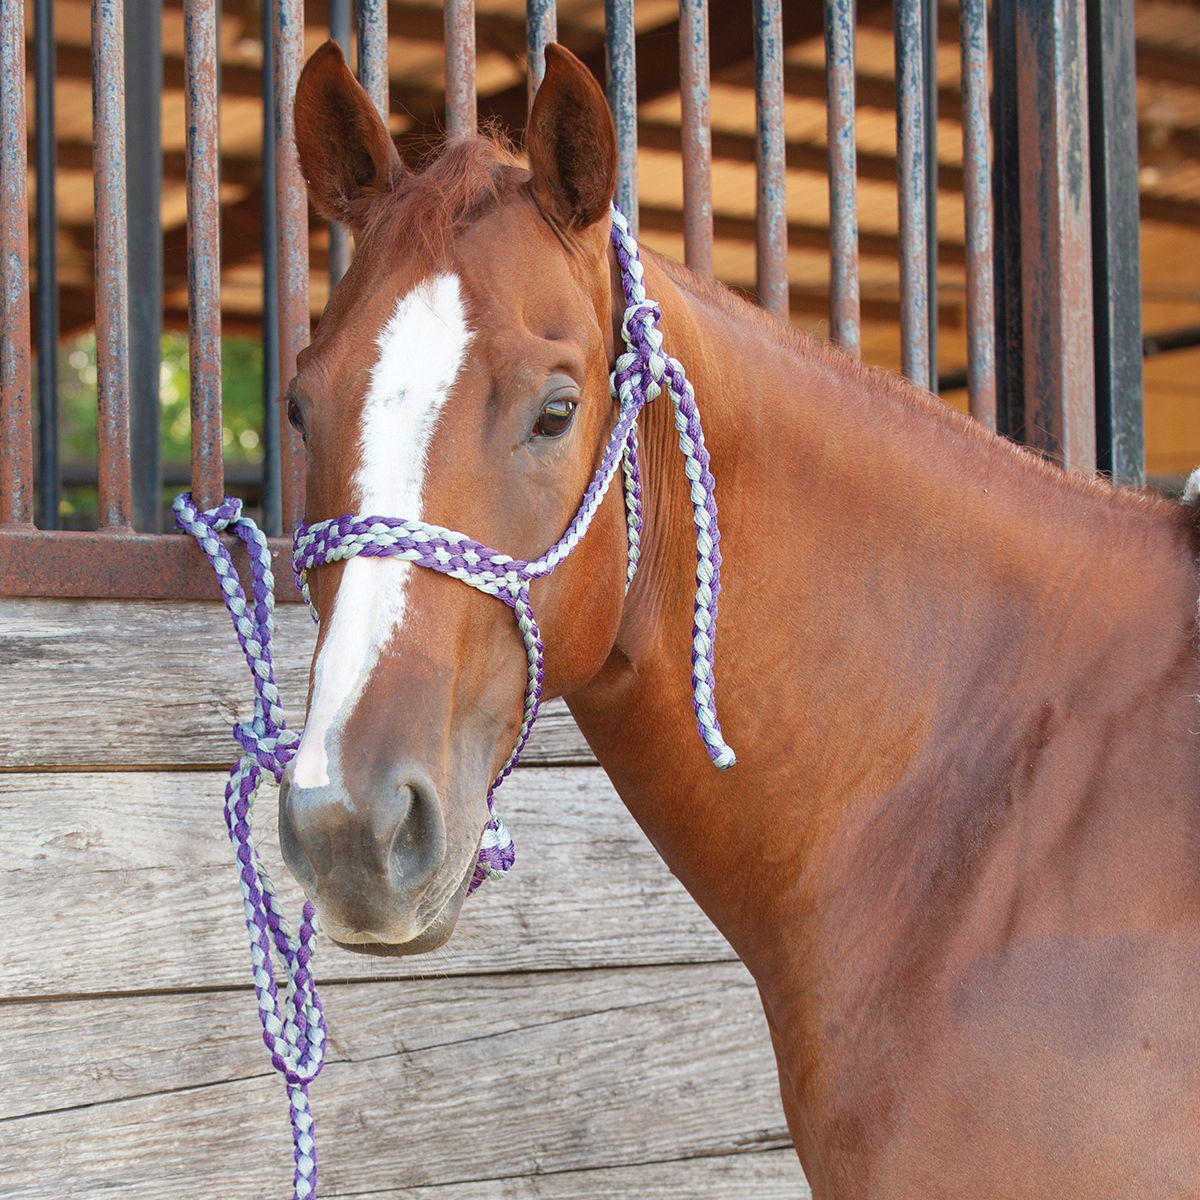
[526,44,617,230]
[294,40,408,231]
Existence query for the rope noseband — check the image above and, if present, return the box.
[175,203,733,1200]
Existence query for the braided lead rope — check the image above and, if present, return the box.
[173,493,326,1200]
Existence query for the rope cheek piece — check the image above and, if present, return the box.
[174,203,733,1200]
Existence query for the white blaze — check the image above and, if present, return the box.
[293,273,472,790]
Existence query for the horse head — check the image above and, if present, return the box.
[280,42,632,954]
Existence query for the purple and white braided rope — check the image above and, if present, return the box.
[173,493,326,1200]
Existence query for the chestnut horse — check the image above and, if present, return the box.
[282,40,1200,1198]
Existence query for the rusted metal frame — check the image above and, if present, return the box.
[356,0,390,121]
[959,0,996,430]
[261,0,282,536]
[0,0,33,529]
[445,0,477,139]
[605,0,638,236]
[34,0,58,529]
[526,0,557,106]
[328,0,352,289]
[92,0,134,529]
[922,0,937,389]
[680,0,714,278]
[1086,0,1143,486]
[273,0,309,532]
[894,0,930,388]
[824,0,859,354]
[753,0,787,320]
[1015,0,1095,473]
[127,0,164,531]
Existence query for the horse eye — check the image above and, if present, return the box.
[287,396,307,441]
[533,397,577,440]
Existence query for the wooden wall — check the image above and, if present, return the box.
[0,598,810,1198]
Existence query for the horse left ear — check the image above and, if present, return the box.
[526,44,617,230]
[294,40,408,231]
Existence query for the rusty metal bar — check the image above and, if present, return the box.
[1016,0,1095,472]
[34,0,58,529]
[894,0,930,387]
[445,0,477,139]
[92,0,133,530]
[356,0,389,122]
[526,0,556,106]
[261,0,281,536]
[753,0,787,320]
[274,0,309,532]
[922,0,937,388]
[184,0,223,512]
[605,0,638,235]
[824,0,859,354]
[0,0,33,528]
[959,0,996,429]
[680,0,713,277]
[328,0,352,289]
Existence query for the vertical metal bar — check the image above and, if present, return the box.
[93,0,134,529]
[1016,0,1095,472]
[960,0,996,429]
[261,0,281,536]
[526,0,557,107]
[356,0,389,123]
[126,0,163,531]
[605,0,638,235]
[1087,0,1143,486]
[894,0,929,387]
[184,0,223,511]
[753,0,787,320]
[445,0,477,140]
[274,0,309,532]
[328,0,352,290]
[680,0,713,278]
[824,0,859,353]
[0,0,33,527]
[34,0,58,528]
[922,0,937,389]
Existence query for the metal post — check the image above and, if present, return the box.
[680,0,713,278]
[894,0,930,387]
[445,0,477,140]
[34,0,58,528]
[93,0,134,530]
[328,0,352,290]
[825,0,859,353]
[753,0,787,320]
[274,0,309,533]
[126,0,163,531]
[526,0,557,107]
[356,0,389,122]
[1087,0,1143,486]
[261,0,281,536]
[922,0,937,389]
[960,0,996,429]
[1016,0,1095,472]
[605,0,638,235]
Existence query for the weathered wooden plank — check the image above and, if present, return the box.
[0,768,734,1000]
[0,598,596,769]
[0,967,798,1198]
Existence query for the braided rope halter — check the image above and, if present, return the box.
[174,203,733,1199]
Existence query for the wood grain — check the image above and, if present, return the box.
[0,598,597,769]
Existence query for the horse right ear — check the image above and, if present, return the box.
[294,40,408,231]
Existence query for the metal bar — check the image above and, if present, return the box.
[605,0,638,235]
[680,0,713,278]
[1016,0,1095,472]
[824,0,859,353]
[0,0,33,527]
[445,0,477,139]
[894,0,929,387]
[92,0,133,530]
[1087,0,1143,486]
[753,0,787,319]
[328,0,352,290]
[356,0,389,123]
[274,0,309,533]
[959,0,996,429]
[126,0,163,531]
[922,0,937,389]
[261,0,281,536]
[526,0,557,106]
[34,0,58,529]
